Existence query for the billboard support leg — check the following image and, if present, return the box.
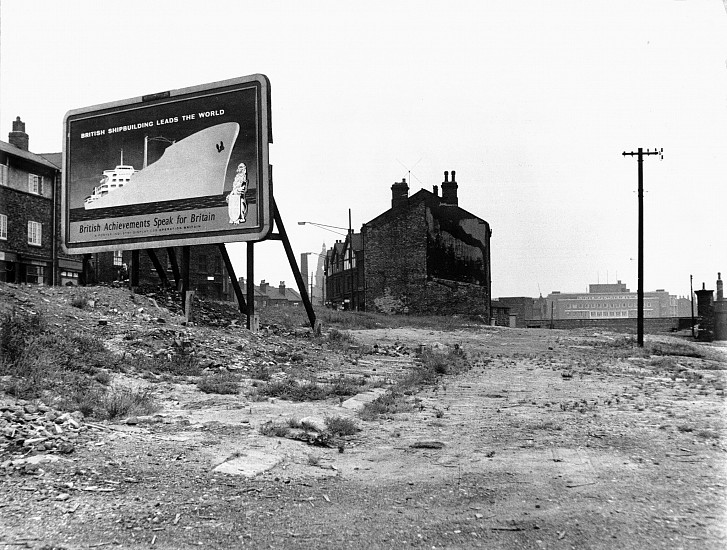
[167,247,181,289]
[80,253,92,286]
[181,246,190,311]
[246,242,255,330]
[146,249,169,287]
[272,198,316,330]
[130,250,140,289]
[218,243,247,316]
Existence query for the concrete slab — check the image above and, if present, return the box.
[212,450,282,477]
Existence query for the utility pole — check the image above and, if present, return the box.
[690,274,696,339]
[622,147,663,347]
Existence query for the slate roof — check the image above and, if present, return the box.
[364,188,487,228]
[0,140,60,171]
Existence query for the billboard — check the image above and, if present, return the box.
[62,74,272,253]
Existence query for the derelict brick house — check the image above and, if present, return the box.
[362,170,492,316]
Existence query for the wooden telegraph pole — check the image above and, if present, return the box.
[622,147,663,347]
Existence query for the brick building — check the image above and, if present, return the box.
[90,245,232,300]
[362,170,492,316]
[325,232,364,310]
[495,296,549,327]
[0,118,83,285]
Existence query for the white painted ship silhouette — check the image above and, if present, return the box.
[83,159,137,207]
[84,122,240,210]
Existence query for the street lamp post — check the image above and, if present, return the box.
[297,221,348,236]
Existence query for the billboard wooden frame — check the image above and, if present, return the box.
[61,74,272,254]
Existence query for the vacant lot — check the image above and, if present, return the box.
[1,283,725,549]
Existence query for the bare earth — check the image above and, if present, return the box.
[1,284,726,549]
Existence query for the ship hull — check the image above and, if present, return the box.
[84,122,240,210]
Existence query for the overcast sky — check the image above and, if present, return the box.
[1,0,725,299]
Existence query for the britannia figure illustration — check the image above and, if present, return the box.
[226,162,248,224]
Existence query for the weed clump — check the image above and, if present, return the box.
[326,329,357,351]
[134,352,202,376]
[359,346,474,421]
[328,375,365,397]
[70,293,90,309]
[325,415,360,436]
[0,310,160,418]
[359,390,414,421]
[256,377,328,401]
[97,386,158,419]
[197,372,240,394]
[259,420,291,438]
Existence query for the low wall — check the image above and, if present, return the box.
[525,317,686,334]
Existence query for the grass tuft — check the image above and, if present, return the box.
[325,415,360,436]
[196,372,240,394]
[259,420,291,438]
[256,377,328,401]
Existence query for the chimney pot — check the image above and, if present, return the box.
[433,184,438,196]
[441,168,458,205]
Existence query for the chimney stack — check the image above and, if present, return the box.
[9,116,29,151]
[441,169,458,205]
[432,184,438,196]
[391,177,409,209]
[279,281,286,295]
[260,280,268,294]
[718,272,724,302]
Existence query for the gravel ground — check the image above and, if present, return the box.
[1,283,725,549]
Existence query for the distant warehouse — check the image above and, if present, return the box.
[547,281,682,320]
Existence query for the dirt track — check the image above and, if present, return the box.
[1,285,726,549]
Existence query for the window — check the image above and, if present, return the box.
[0,164,8,186]
[26,265,44,284]
[113,250,123,266]
[28,221,42,246]
[28,174,43,195]
[0,214,6,240]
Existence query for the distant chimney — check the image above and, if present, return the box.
[9,116,29,151]
[718,272,724,302]
[391,177,409,209]
[260,280,268,294]
[300,254,309,285]
[441,169,458,205]
[279,281,286,295]
[432,185,438,196]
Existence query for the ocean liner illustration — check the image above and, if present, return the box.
[83,157,137,208]
[84,122,240,210]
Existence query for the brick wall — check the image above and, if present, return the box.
[418,277,489,316]
[363,200,490,316]
[364,202,427,313]
[526,317,683,334]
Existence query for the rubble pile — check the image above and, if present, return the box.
[0,399,86,472]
